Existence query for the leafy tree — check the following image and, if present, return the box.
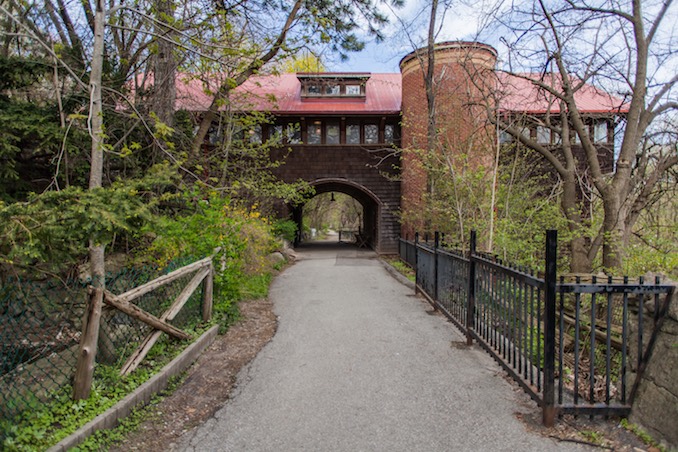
[482,0,678,273]
[280,51,326,73]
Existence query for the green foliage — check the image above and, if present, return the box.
[620,419,665,451]
[0,327,200,451]
[384,257,415,282]
[0,56,49,91]
[0,99,85,201]
[0,164,178,275]
[622,183,678,278]
[0,56,90,201]
[71,374,186,451]
[272,219,298,243]
[142,192,279,327]
[280,52,326,73]
[579,430,604,445]
[0,186,148,272]
[201,110,314,211]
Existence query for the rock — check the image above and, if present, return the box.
[282,248,298,261]
[268,252,286,264]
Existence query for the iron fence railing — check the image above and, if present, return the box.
[0,256,212,437]
[399,230,675,425]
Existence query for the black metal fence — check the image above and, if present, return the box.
[399,231,675,425]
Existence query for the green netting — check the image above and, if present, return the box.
[0,256,209,436]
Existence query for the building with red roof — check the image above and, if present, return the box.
[166,42,627,252]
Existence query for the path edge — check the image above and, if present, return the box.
[47,325,220,452]
[379,258,416,290]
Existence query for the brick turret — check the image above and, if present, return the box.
[399,41,498,237]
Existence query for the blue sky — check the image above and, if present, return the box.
[325,0,498,73]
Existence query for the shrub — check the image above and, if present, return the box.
[141,193,278,325]
[272,219,297,243]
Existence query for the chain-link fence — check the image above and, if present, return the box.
[1,256,209,436]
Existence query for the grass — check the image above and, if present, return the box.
[620,419,666,452]
[383,257,416,282]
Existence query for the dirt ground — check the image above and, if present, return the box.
[111,289,656,452]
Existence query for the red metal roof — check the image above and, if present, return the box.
[174,72,627,116]
[497,72,629,115]
[176,73,402,115]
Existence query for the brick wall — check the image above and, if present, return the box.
[399,42,498,237]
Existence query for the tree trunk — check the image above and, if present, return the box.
[561,172,592,274]
[601,192,623,271]
[425,0,438,155]
[73,0,106,400]
[152,0,176,127]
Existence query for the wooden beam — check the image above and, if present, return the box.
[102,290,191,340]
[116,257,212,305]
[119,267,210,375]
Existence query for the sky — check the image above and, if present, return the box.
[325,0,498,73]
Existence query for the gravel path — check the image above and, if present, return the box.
[178,242,589,451]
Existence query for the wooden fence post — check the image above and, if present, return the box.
[73,286,104,400]
[202,262,214,322]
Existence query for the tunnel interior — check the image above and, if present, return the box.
[290,180,380,249]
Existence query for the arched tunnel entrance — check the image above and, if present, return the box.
[291,179,380,250]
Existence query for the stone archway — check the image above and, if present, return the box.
[271,144,400,253]
[292,179,382,250]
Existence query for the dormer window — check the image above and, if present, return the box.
[346,85,361,96]
[325,85,340,95]
[298,73,370,99]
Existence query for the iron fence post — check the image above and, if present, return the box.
[434,231,440,303]
[543,229,558,426]
[414,232,419,293]
[466,230,476,346]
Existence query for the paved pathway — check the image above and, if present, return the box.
[178,241,588,451]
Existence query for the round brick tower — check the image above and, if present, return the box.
[399,41,498,237]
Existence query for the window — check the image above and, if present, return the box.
[594,121,608,143]
[346,123,360,144]
[270,125,283,143]
[299,75,369,99]
[326,122,340,144]
[364,124,378,144]
[384,124,395,144]
[249,125,262,144]
[207,124,221,145]
[553,133,562,145]
[308,121,322,144]
[537,126,550,144]
[499,130,512,144]
[286,123,301,144]
[346,85,361,96]
[573,126,588,144]
[325,85,340,95]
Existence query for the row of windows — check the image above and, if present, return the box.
[210,120,399,146]
[305,84,363,97]
[299,78,368,98]
[500,120,612,145]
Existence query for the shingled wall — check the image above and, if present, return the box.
[272,145,401,253]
